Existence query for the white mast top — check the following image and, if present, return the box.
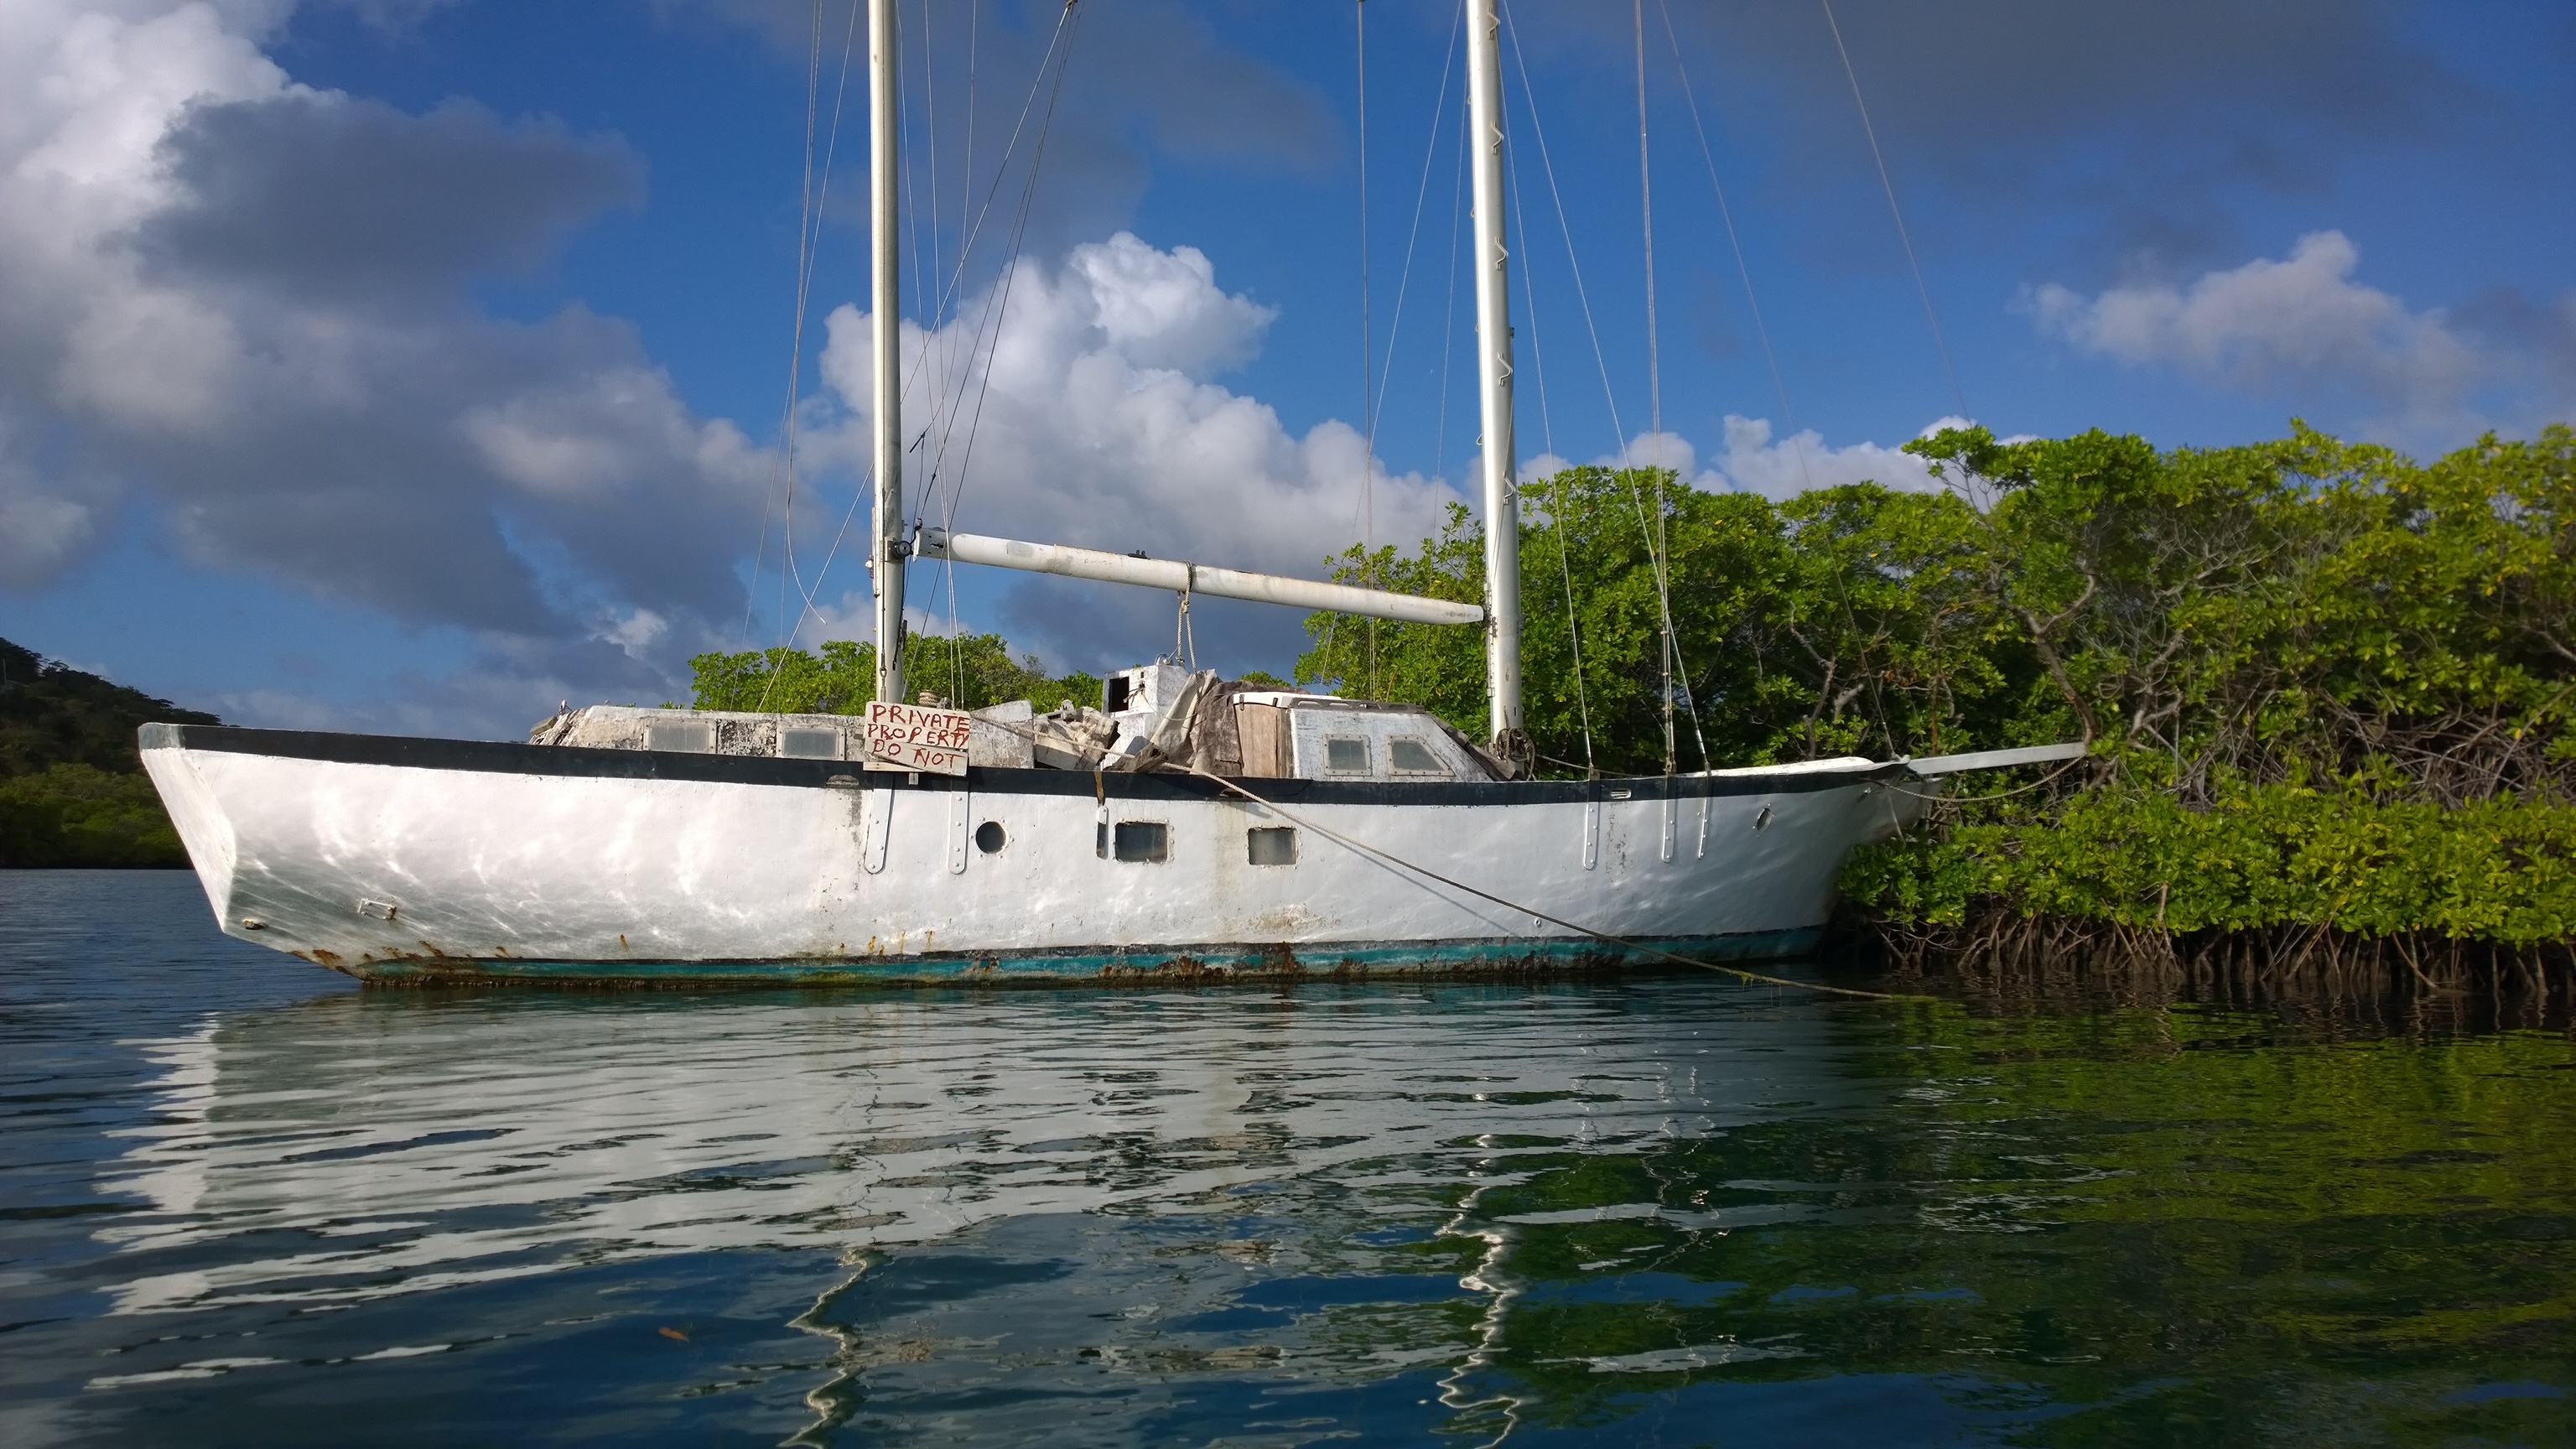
[1464,0,1524,755]
[869,0,905,704]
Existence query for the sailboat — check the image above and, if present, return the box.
[139,0,2053,986]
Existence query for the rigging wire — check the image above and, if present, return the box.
[1432,102,1465,496]
[1819,0,1967,418]
[909,0,968,704]
[1655,0,1811,494]
[917,4,1083,501]
[774,2,1079,662]
[927,3,1085,549]
[1633,0,1675,776]
[778,1,865,648]
[1324,3,1460,696]
[754,0,861,717]
[1500,0,1706,772]
[1502,106,1597,777]
[1651,2,1903,759]
[1354,0,1373,698]
[949,0,979,704]
[741,0,830,656]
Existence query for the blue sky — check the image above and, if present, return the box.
[3,0,2570,737]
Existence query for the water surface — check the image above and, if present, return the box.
[4,871,2572,1445]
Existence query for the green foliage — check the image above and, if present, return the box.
[1,636,219,776]
[1846,786,2576,948]
[0,762,190,868]
[1301,426,2574,799]
[688,634,1102,715]
[0,636,216,868]
[1293,471,2028,775]
[1297,426,2575,943]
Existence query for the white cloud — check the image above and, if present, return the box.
[1521,420,1945,502]
[0,2,767,709]
[1706,417,1948,500]
[2025,231,2483,428]
[815,231,1462,669]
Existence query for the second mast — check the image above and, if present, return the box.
[1464,0,1524,752]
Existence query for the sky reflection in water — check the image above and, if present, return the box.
[3,871,2572,1446]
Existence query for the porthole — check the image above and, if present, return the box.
[1247,826,1296,865]
[1112,820,1170,863]
[1324,736,1368,773]
[1753,804,1774,831]
[974,820,1006,854]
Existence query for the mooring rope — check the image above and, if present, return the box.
[1182,764,1909,1000]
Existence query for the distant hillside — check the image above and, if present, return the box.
[1,637,219,868]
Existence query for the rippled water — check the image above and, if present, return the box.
[5,871,2573,1446]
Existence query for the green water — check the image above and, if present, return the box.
[3,871,2570,1445]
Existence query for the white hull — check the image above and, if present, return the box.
[140,724,1916,985]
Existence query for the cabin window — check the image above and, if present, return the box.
[779,727,842,760]
[1104,676,1133,713]
[1324,736,1369,774]
[645,719,714,754]
[1387,737,1444,776]
[1112,820,1169,862]
[1247,827,1296,865]
[975,820,1007,854]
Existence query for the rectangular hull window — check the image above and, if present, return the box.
[778,727,843,760]
[1324,736,1368,774]
[645,719,714,754]
[1247,827,1296,865]
[1388,737,1443,775]
[1112,821,1169,863]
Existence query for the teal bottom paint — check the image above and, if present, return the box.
[342,929,1827,988]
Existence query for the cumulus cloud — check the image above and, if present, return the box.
[1700,418,1947,499]
[1524,421,1945,502]
[2023,231,2499,434]
[814,231,1462,672]
[0,1,775,733]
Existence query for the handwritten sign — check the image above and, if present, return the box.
[863,701,974,776]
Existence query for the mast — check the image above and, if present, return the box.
[868,0,905,704]
[1464,0,1524,755]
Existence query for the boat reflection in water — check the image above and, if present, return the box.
[83,974,2576,1443]
[96,977,1857,1436]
